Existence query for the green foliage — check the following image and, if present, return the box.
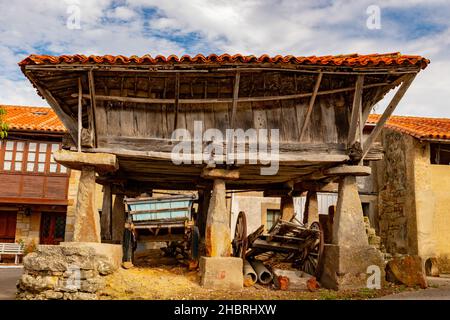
[0,107,8,139]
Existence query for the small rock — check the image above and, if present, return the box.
[122,262,134,269]
[44,290,63,300]
[96,259,115,275]
[386,255,427,288]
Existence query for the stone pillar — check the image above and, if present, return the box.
[112,194,125,244]
[280,195,295,222]
[101,184,112,241]
[200,175,243,290]
[73,166,101,243]
[205,179,230,257]
[333,176,368,246]
[53,150,118,244]
[303,191,319,226]
[320,174,385,290]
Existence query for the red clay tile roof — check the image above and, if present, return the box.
[367,114,450,140]
[0,105,66,133]
[19,52,429,69]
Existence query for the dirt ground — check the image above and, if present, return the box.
[100,250,418,300]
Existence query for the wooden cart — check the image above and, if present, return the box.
[232,211,324,277]
[122,194,199,263]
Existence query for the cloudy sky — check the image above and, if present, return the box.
[0,0,449,117]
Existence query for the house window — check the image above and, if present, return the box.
[1,140,68,175]
[430,143,450,165]
[3,141,14,170]
[266,209,281,230]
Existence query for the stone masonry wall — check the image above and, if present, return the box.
[374,129,418,255]
[15,211,41,246]
[17,245,117,300]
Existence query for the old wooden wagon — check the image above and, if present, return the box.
[232,211,324,276]
[20,52,428,289]
[122,194,199,262]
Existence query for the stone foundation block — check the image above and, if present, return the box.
[199,257,243,290]
[18,242,122,300]
[60,242,123,271]
[320,244,385,290]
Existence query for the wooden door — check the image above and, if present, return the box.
[0,211,17,242]
[40,212,66,245]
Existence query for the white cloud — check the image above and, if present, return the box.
[0,0,449,116]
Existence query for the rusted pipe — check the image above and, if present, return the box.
[250,260,273,285]
[243,260,257,287]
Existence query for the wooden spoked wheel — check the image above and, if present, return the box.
[232,211,248,259]
[299,221,324,277]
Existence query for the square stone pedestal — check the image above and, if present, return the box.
[320,244,385,290]
[199,257,243,290]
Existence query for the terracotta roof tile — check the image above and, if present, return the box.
[19,52,430,69]
[0,105,66,133]
[367,114,450,140]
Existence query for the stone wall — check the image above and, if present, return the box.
[374,129,450,273]
[15,211,41,245]
[373,129,418,255]
[17,244,120,300]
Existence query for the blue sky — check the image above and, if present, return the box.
[0,0,449,117]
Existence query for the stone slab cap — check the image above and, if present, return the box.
[324,165,371,177]
[54,150,118,173]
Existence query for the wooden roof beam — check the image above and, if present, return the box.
[24,71,79,145]
[362,73,417,159]
[71,81,390,105]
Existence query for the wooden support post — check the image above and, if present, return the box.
[87,69,98,147]
[112,194,125,243]
[280,195,295,222]
[230,71,241,128]
[205,179,231,257]
[347,75,365,147]
[362,74,417,159]
[73,166,101,242]
[173,72,180,130]
[197,188,211,240]
[100,184,112,241]
[77,77,82,152]
[299,72,323,141]
[303,191,319,226]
